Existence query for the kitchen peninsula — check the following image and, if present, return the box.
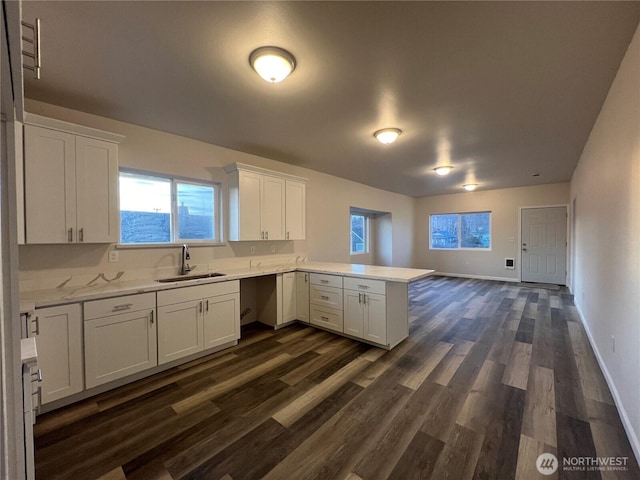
[20,261,433,411]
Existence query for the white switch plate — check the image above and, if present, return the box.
[108,250,119,263]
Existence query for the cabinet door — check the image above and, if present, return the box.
[237,170,263,240]
[203,292,240,349]
[364,293,387,345]
[295,272,310,323]
[34,304,83,404]
[157,300,203,365]
[84,309,157,388]
[285,180,305,240]
[24,125,76,244]
[75,136,118,243]
[343,290,364,338]
[261,175,285,240]
[281,272,297,323]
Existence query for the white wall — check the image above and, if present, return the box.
[570,25,640,459]
[414,183,569,281]
[19,100,415,284]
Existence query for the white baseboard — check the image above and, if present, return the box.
[435,272,519,283]
[574,303,640,465]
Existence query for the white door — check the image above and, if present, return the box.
[75,137,118,243]
[261,175,285,240]
[343,290,364,338]
[521,206,567,285]
[285,180,306,240]
[295,272,310,323]
[281,272,297,323]
[237,170,263,240]
[84,309,157,388]
[34,304,84,404]
[363,293,387,345]
[24,126,77,243]
[157,300,203,364]
[203,292,240,349]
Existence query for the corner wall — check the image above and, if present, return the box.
[414,183,569,280]
[570,25,640,459]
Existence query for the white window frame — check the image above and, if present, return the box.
[429,211,492,251]
[118,169,223,247]
[350,212,370,255]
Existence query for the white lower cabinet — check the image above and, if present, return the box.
[309,273,344,333]
[282,272,297,324]
[295,272,310,323]
[203,292,240,349]
[157,281,240,365]
[343,277,387,345]
[83,293,157,389]
[32,304,83,404]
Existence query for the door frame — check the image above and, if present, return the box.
[518,204,570,283]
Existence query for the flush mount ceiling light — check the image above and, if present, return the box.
[434,166,454,176]
[249,46,296,83]
[463,183,478,191]
[374,128,402,145]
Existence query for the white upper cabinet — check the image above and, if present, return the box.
[226,163,306,241]
[23,114,122,244]
[285,180,306,240]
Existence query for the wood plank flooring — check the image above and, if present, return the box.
[34,276,640,480]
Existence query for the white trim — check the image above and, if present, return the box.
[223,162,307,183]
[23,113,124,143]
[435,272,519,283]
[574,303,640,465]
[518,204,569,283]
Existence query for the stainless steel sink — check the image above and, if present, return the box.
[156,272,226,283]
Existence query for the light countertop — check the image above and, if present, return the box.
[20,262,434,308]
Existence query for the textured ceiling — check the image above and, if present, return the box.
[22,1,640,197]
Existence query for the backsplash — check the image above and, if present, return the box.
[19,253,308,293]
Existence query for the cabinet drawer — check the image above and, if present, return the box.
[84,292,155,320]
[343,277,386,295]
[309,273,343,288]
[158,280,239,307]
[310,285,343,310]
[310,305,343,333]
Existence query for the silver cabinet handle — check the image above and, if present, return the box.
[150,310,154,324]
[31,368,42,382]
[206,299,209,312]
[199,301,203,313]
[68,227,73,242]
[261,231,265,240]
[320,316,329,321]
[363,294,367,305]
[320,279,329,284]
[357,285,370,290]
[266,231,269,240]
[286,232,289,240]
[320,295,329,300]
[305,274,308,282]
[112,303,133,312]
[79,228,84,242]
[359,293,363,304]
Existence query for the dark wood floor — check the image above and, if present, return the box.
[34,276,639,480]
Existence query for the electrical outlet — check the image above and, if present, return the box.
[108,250,119,263]
[250,245,256,254]
[271,244,276,253]
[611,335,615,353]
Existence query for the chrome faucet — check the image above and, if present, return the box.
[181,244,192,275]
